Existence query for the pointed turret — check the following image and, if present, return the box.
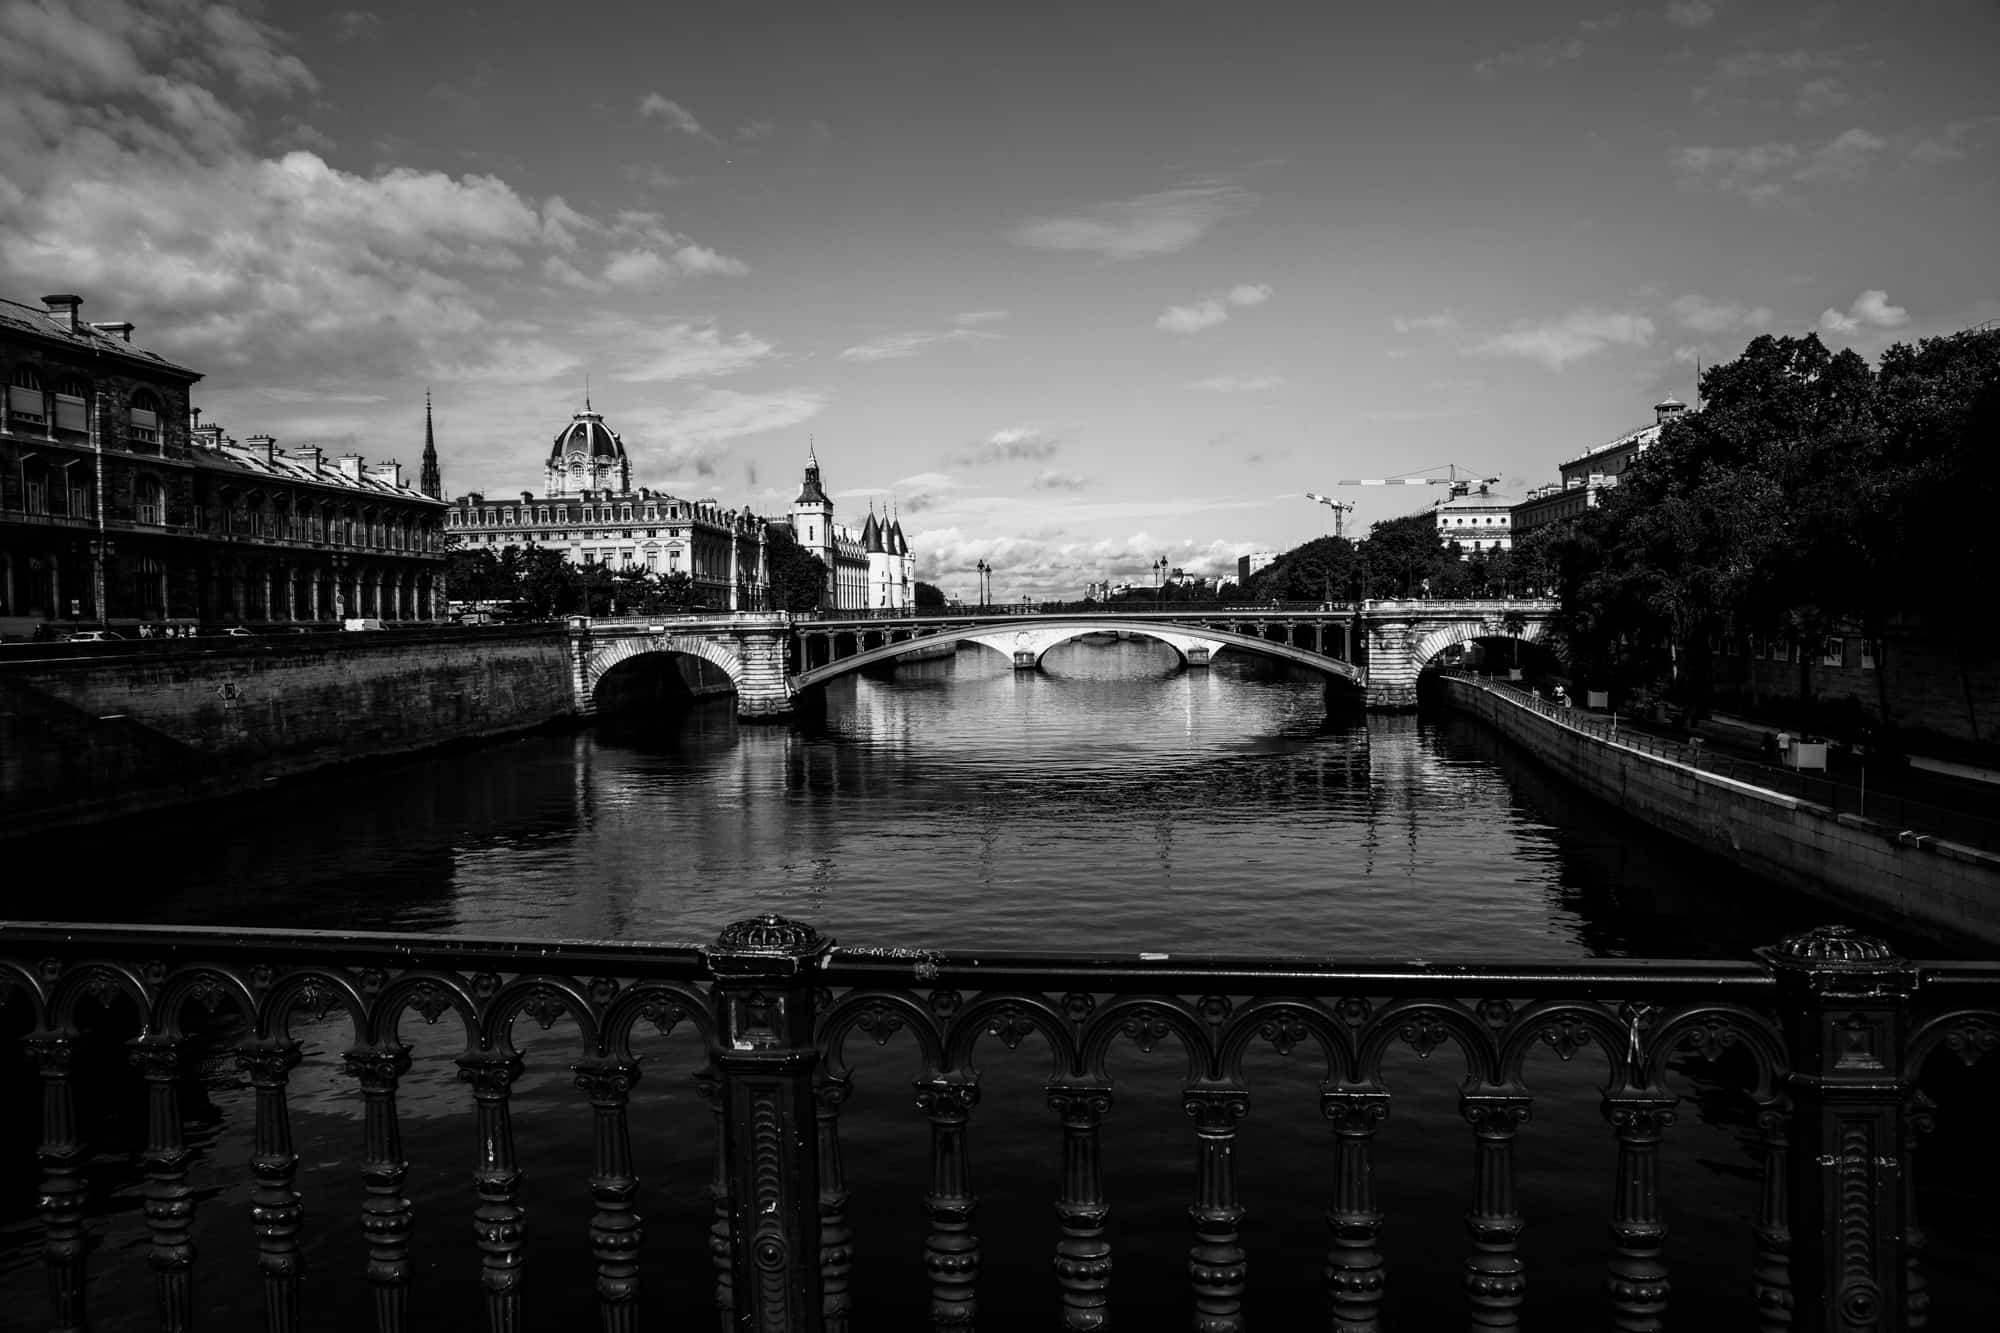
[419,390,442,498]
[861,508,885,553]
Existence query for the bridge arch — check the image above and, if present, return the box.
[1409,617,1551,674]
[586,634,745,707]
[790,619,1363,692]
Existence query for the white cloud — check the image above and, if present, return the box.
[669,243,749,276]
[1795,77,1850,117]
[1673,128,1887,207]
[1668,294,1774,333]
[611,322,776,382]
[957,427,1058,464]
[1010,182,1256,260]
[1032,470,1087,491]
[653,388,824,451]
[1665,1,1717,29]
[1475,309,1656,369]
[1818,289,1909,335]
[1391,312,1459,334]
[638,93,708,138]
[838,326,1000,362]
[1155,282,1273,334]
[952,310,1009,325]
[736,119,775,143]
[1157,301,1229,334]
[602,248,675,286]
[1186,372,1286,392]
[335,12,383,43]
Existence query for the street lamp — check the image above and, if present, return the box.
[1153,556,1167,609]
[975,559,989,611]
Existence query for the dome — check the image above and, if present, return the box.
[549,410,626,465]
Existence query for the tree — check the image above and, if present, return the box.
[763,526,828,612]
[1248,536,1356,602]
[1356,513,1447,599]
[914,580,945,609]
[516,546,579,618]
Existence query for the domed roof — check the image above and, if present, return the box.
[549,409,626,465]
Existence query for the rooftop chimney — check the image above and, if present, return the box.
[89,321,135,342]
[337,454,365,482]
[41,294,82,332]
[246,433,277,463]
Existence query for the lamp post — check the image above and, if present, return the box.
[976,559,990,610]
[1153,556,1167,611]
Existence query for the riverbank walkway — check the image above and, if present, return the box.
[1476,677,2000,852]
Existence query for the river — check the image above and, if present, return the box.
[3,639,1992,1329]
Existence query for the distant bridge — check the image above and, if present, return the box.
[567,600,1556,719]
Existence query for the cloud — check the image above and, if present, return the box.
[1910,115,2000,164]
[611,322,776,382]
[1010,182,1256,260]
[1391,312,1459,334]
[735,119,775,143]
[1186,372,1286,393]
[957,427,1058,464]
[669,243,748,276]
[1795,77,1850,117]
[1032,470,1087,491]
[1818,289,1909,335]
[334,11,384,42]
[1672,127,1886,207]
[1155,282,1273,334]
[1668,293,1774,333]
[1474,14,1618,78]
[1665,1,1717,29]
[638,93,708,139]
[1474,309,1655,369]
[952,310,1009,326]
[837,326,1001,362]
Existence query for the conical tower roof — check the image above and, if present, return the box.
[860,509,885,553]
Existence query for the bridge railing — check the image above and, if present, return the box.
[1,916,1992,1331]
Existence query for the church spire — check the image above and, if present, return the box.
[419,389,442,498]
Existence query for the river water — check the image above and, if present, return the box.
[4,640,1993,1329]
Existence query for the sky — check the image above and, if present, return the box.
[2,0,1996,600]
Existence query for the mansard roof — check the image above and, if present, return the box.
[0,295,202,379]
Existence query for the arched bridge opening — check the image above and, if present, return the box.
[1411,619,1555,686]
[585,637,744,719]
[790,619,1364,696]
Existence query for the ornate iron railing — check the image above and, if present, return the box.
[1,917,1994,1331]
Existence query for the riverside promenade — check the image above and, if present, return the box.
[1440,674,2000,946]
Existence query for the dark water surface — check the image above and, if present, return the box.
[4,641,1993,1329]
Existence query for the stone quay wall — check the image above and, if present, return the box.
[1439,674,2000,947]
[0,627,577,837]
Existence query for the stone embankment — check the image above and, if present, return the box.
[1439,674,2000,947]
[0,627,577,838]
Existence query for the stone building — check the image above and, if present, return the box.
[0,292,448,638]
[1434,483,1517,555]
[446,404,769,610]
[1511,397,1688,537]
[788,447,914,610]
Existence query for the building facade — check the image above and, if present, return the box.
[446,405,769,610]
[789,449,914,610]
[1511,397,1688,536]
[1434,484,1517,555]
[1,293,448,639]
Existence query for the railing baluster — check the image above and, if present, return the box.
[1603,1093,1676,1330]
[1753,1105,1793,1332]
[1461,1089,1531,1331]
[574,1059,643,1331]
[457,1050,528,1333]
[130,1034,197,1332]
[238,1040,306,1332]
[696,1067,734,1329]
[917,1074,982,1330]
[1048,1082,1113,1330]
[344,1044,415,1333]
[28,1033,89,1333]
[814,1074,854,1332]
[1322,1089,1390,1332]
[1184,1086,1249,1332]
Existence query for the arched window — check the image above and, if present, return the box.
[8,364,45,424]
[129,388,162,444]
[135,476,163,525]
[53,377,87,432]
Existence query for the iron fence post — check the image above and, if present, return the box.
[1764,924,1918,1333]
[706,915,832,1333]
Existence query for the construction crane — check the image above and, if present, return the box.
[1303,492,1355,538]
[1332,464,1499,499]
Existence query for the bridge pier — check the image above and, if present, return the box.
[1012,651,1038,670]
[1362,617,1418,711]
[732,628,794,721]
[1184,646,1211,668]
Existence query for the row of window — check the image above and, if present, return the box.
[452,502,713,527]
[7,367,164,442]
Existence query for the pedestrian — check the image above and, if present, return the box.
[1775,730,1792,765]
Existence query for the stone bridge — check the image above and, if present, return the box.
[567,600,1555,719]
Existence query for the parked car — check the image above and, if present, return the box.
[66,630,124,642]
[221,626,254,637]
